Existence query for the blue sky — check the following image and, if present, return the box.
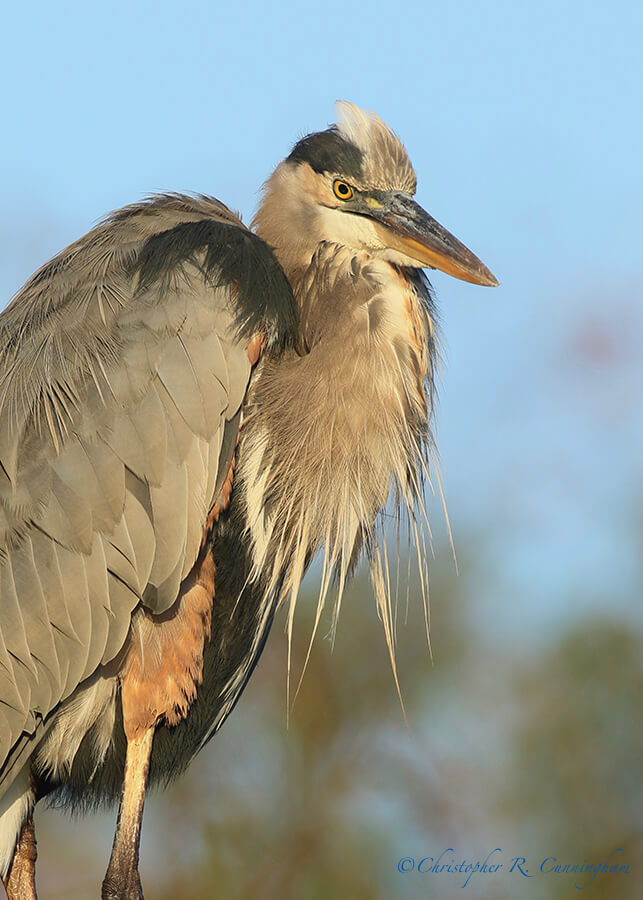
[1,0,642,637]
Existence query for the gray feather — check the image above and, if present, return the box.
[0,193,296,794]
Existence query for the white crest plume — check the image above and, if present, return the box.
[335,101,417,193]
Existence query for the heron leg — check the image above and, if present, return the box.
[2,815,38,900]
[100,545,216,899]
[101,726,154,900]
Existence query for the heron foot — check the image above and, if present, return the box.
[101,868,143,900]
[2,816,38,900]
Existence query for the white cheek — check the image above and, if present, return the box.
[316,207,385,251]
[315,208,425,268]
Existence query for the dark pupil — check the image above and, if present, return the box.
[338,183,349,195]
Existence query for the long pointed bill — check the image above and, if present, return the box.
[367,192,498,286]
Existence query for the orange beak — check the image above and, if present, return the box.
[364,191,498,287]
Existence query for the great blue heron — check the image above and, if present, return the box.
[0,102,496,899]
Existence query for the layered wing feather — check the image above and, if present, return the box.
[0,194,295,787]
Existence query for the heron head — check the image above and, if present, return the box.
[253,101,497,286]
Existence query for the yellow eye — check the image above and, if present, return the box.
[333,180,354,200]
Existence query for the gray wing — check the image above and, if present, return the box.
[0,194,295,792]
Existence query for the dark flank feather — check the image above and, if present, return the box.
[133,215,296,351]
